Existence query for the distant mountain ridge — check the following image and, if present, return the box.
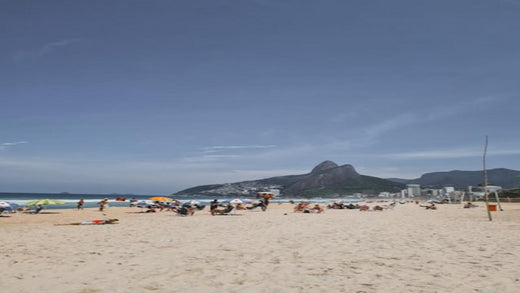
[175,161,405,197]
[387,168,520,189]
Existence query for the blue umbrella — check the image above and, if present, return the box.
[0,201,13,214]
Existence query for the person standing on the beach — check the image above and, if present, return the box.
[77,198,84,210]
[99,198,108,211]
[210,199,219,212]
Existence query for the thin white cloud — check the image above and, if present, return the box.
[362,96,506,142]
[382,148,520,160]
[38,38,83,56]
[364,113,418,137]
[14,38,83,61]
[202,145,277,153]
[0,141,28,151]
[181,154,242,162]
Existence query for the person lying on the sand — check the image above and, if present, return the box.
[246,201,266,211]
[210,204,234,215]
[373,205,384,211]
[55,218,119,225]
[464,202,478,208]
[425,203,437,210]
[359,205,370,211]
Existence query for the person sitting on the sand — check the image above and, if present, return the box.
[235,203,247,210]
[311,204,324,213]
[293,202,310,212]
[176,206,194,216]
[35,205,44,213]
[55,218,119,225]
[210,199,219,212]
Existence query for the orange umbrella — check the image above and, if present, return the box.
[148,196,173,202]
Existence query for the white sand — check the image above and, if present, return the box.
[1,202,520,292]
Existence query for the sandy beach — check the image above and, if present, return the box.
[1,202,520,293]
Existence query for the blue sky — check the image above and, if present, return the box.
[1,0,519,194]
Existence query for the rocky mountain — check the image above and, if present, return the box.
[174,161,406,197]
[388,168,520,189]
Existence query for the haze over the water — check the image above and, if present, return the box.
[1,0,519,194]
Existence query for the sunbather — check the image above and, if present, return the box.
[464,202,477,208]
[425,203,437,210]
[359,205,370,211]
[55,218,119,225]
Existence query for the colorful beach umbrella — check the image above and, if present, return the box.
[0,201,11,208]
[148,196,173,202]
[25,199,66,206]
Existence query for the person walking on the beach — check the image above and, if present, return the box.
[77,198,84,210]
[99,198,108,212]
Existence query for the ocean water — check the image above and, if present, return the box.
[0,192,362,210]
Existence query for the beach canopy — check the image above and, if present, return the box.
[0,201,11,208]
[230,199,243,204]
[25,199,66,206]
[148,196,173,202]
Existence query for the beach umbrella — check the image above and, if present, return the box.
[0,202,12,213]
[0,201,11,208]
[25,199,66,206]
[189,200,200,205]
[230,199,243,205]
[7,202,20,209]
[148,196,173,202]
